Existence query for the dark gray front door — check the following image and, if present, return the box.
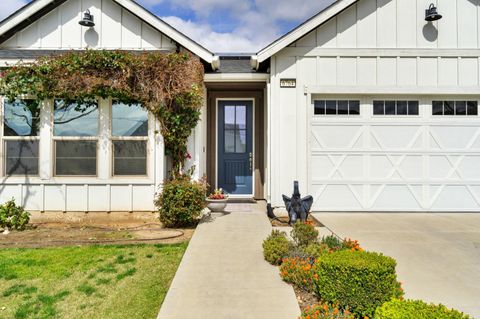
[217,100,253,195]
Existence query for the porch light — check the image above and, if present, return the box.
[79,10,95,27]
[425,3,442,22]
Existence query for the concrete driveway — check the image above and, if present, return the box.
[313,213,480,318]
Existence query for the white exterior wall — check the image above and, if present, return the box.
[0,0,204,212]
[0,0,176,50]
[269,0,480,209]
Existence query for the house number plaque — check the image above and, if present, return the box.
[280,78,296,88]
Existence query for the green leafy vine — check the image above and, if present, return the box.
[0,50,204,177]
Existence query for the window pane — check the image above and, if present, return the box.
[113,141,147,175]
[444,101,454,115]
[385,101,396,115]
[4,100,40,136]
[236,130,247,153]
[112,102,148,136]
[55,141,97,176]
[456,101,466,115]
[373,101,384,115]
[432,101,443,115]
[467,101,478,115]
[337,100,348,115]
[326,101,336,115]
[236,105,246,129]
[54,100,99,136]
[408,101,419,115]
[349,101,360,115]
[5,140,39,175]
[397,101,408,115]
[314,100,325,115]
[224,130,235,153]
[224,106,235,130]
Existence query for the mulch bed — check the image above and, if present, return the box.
[293,286,321,312]
[270,215,324,227]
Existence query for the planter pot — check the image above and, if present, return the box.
[206,198,228,212]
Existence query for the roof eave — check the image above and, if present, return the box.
[256,0,358,63]
[0,0,215,64]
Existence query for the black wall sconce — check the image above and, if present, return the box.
[79,9,95,27]
[425,3,442,22]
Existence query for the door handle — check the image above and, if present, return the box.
[249,152,253,172]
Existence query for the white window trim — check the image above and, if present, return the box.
[1,97,41,177]
[110,101,150,178]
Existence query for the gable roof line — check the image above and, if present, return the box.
[0,0,215,64]
[255,0,359,63]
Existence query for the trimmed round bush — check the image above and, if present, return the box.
[263,230,290,265]
[291,221,319,247]
[313,250,403,318]
[375,299,472,319]
[155,176,207,228]
[0,199,30,231]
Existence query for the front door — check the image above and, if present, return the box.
[217,100,253,195]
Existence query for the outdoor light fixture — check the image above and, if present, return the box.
[79,9,95,27]
[425,3,442,22]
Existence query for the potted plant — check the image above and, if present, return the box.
[206,188,228,212]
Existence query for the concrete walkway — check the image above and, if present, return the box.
[314,213,480,318]
[158,203,300,319]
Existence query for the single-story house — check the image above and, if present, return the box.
[0,0,479,212]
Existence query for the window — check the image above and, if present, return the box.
[53,100,98,176]
[224,105,247,153]
[111,102,148,176]
[314,100,360,115]
[2,99,40,175]
[432,101,478,116]
[373,100,419,116]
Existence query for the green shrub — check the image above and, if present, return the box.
[300,303,354,319]
[280,257,316,292]
[155,175,207,227]
[291,222,319,247]
[262,230,290,265]
[303,242,329,259]
[321,235,343,251]
[375,299,471,319]
[0,199,30,231]
[313,250,403,318]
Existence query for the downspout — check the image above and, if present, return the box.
[250,55,259,71]
[211,55,220,71]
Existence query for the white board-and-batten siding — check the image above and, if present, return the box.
[0,0,207,212]
[0,0,177,50]
[268,0,480,210]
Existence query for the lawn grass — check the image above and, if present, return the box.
[0,242,188,319]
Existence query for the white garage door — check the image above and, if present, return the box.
[309,97,480,212]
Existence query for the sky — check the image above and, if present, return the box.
[0,0,335,53]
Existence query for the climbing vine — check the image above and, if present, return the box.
[0,50,204,177]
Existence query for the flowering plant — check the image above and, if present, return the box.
[208,188,228,200]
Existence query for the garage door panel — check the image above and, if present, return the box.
[311,125,364,149]
[430,126,479,149]
[370,184,423,210]
[457,156,480,179]
[311,155,335,179]
[429,155,463,180]
[430,185,479,210]
[312,184,364,210]
[370,126,423,149]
